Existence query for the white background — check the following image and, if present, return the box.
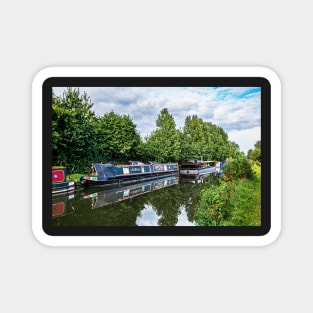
[0,1,310,312]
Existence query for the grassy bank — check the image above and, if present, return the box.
[195,163,261,226]
[66,173,84,182]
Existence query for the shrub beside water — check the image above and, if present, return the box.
[196,181,232,226]
[222,155,254,182]
[195,157,261,226]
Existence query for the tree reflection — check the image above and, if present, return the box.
[52,177,219,227]
[146,182,205,226]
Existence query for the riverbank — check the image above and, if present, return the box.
[195,163,261,226]
[67,173,84,182]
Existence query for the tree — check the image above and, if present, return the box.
[180,115,237,161]
[96,111,143,163]
[248,140,261,162]
[180,115,208,159]
[52,88,97,172]
[145,108,181,162]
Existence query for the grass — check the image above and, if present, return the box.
[66,173,85,182]
[195,162,261,226]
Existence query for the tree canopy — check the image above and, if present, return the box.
[180,115,239,160]
[52,88,244,173]
[95,111,142,163]
[52,88,97,172]
[248,140,261,162]
[144,108,181,162]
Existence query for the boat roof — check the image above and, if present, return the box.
[93,163,116,179]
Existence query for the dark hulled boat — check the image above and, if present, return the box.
[80,161,178,186]
[52,166,76,195]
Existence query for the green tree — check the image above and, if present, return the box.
[180,115,207,159]
[52,88,97,172]
[96,111,143,163]
[180,115,238,161]
[248,140,261,163]
[145,108,181,162]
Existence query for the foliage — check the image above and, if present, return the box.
[144,108,181,162]
[52,88,97,172]
[223,179,260,226]
[66,173,84,182]
[195,181,232,225]
[95,112,143,163]
[248,140,261,163]
[180,115,239,160]
[52,88,143,172]
[221,155,254,182]
[195,171,261,226]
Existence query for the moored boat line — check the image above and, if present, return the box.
[52,159,225,193]
[80,161,179,187]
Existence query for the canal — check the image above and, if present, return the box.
[52,175,218,227]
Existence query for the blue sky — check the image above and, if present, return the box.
[53,86,261,154]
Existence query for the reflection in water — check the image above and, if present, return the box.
[52,193,75,218]
[82,175,179,209]
[136,204,159,226]
[136,204,194,226]
[52,175,219,227]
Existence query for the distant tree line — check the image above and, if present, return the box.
[52,88,246,173]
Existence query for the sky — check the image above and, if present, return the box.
[53,86,261,154]
[136,204,195,226]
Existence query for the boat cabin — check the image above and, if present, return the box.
[180,159,217,169]
[52,166,76,195]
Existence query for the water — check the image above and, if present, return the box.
[52,175,218,226]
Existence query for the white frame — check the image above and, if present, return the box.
[32,67,281,246]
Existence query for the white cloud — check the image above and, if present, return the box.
[228,126,261,154]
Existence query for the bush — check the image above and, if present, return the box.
[221,156,253,182]
[195,181,232,226]
[195,179,261,226]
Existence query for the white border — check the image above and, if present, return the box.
[32,67,281,246]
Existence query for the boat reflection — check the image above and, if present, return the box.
[52,193,76,218]
[81,175,179,209]
[179,173,215,184]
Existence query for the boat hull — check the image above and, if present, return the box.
[179,167,216,177]
[52,166,76,195]
[52,180,76,195]
[81,162,179,187]
[179,159,218,179]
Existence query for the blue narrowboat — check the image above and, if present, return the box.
[80,161,178,186]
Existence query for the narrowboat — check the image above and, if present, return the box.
[52,166,76,195]
[80,161,178,187]
[179,159,218,179]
